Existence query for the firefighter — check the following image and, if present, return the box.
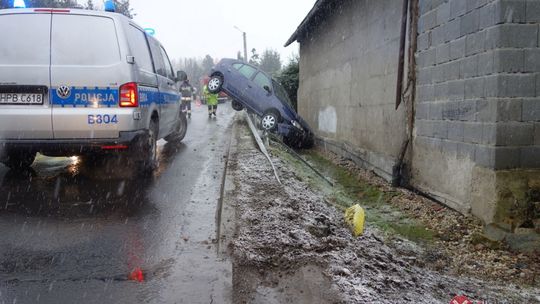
[180,79,194,118]
[203,84,219,118]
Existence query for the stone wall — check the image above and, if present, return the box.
[297,0,407,180]
[413,0,540,229]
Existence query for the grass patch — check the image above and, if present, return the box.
[272,146,435,243]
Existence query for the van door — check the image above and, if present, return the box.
[0,12,53,139]
[50,13,126,139]
[148,38,179,137]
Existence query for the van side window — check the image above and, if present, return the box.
[51,15,120,66]
[159,46,175,80]
[148,39,167,77]
[127,25,153,72]
[232,63,243,70]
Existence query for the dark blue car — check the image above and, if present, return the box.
[207,58,314,148]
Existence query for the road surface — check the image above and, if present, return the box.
[0,103,235,304]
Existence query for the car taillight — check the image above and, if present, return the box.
[119,82,138,107]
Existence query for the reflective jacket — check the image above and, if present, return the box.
[203,85,218,106]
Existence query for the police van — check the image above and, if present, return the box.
[0,6,187,173]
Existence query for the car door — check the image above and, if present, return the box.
[148,38,178,137]
[250,71,274,114]
[230,64,259,113]
[0,12,53,139]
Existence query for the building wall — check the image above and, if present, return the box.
[413,0,540,228]
[297,0,407,180]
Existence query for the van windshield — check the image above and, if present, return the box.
[0,14,51,65]
[51,15,120,66]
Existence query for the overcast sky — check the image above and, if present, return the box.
[125,0,316,63]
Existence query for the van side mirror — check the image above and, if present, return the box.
[263,85,272,94]
[176,70,187,82]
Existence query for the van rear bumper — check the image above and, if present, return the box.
[0,129,148,156]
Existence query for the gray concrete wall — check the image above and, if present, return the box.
[297,0,407,180]
[413,0,540,227]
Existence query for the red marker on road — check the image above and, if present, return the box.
[128,267,144,282]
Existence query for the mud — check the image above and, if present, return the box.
[225,123,540,304]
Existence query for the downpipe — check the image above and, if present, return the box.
[393,0,419,187]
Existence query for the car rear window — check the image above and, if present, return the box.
[0,14,51,65]
[51,15,121,66]
[238,65,257,79]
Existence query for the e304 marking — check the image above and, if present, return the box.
[88,114,119,125]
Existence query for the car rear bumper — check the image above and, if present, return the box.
[0,129,149,156]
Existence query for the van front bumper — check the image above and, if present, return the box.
[0,129,149,156]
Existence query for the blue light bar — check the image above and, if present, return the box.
[104,0,115,12]
[13,0,27,8]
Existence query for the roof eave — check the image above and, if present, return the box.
[284,0,331,47]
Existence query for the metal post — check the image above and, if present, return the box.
[243,32,248,63]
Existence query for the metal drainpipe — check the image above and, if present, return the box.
[393,0,419,187]
[395,0,410,111]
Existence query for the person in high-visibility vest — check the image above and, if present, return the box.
[203,84,219,118]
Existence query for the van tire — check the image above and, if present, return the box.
[165,111,188,143]
[207,74,223,94]
[1,151,36,169]
[139,119,159,174]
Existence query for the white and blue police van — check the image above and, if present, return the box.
[0,4,187,173]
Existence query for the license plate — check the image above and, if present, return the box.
[0,93,44,105]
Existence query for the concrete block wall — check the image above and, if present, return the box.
[297,0,408,180]
[413,0,540,226]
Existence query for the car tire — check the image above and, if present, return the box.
[207,74,223,94]
[165,111,188,143]
[261,110,280,132]
[231,100,244,111]
[1,151,35,169]
[139,119,159,174]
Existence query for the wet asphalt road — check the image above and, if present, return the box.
[0,103,235,304]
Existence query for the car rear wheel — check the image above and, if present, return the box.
[138,119,158,174]
[261,110,280,132]
[1,151,36,169]
[165,111,188,143]
[231,100,244,111]
[207,75,223,94]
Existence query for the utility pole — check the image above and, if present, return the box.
[234,26,248,63]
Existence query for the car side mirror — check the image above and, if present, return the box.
[263,85,272,95]
[176,70,187,82]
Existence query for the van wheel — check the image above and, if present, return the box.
[1,151,36,169]
[165,111,188,143]
[139,119,159,174]
[207,75,223,94]
[232,100,244,111]
[261,110,280,132]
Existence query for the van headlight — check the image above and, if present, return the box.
[291,120,304,131]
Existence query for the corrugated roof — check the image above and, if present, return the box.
[284,0,333,47]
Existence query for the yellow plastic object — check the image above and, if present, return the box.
[344,204,365,236]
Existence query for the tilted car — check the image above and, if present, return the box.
[0,7,187,172]
[207,58,314,148]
